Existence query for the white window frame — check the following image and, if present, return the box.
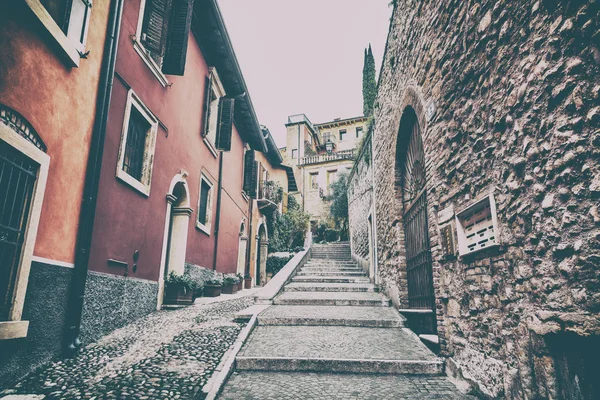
[133,0,169,87]
[196,173,214,235]
[203,68,226,158]
[24,0,93,67]
[339,129,347,141]
[291,149,298,159]
[0,122,50,340]
[309,172,319,191]
[116,90,158,197]
[356,126,364,138]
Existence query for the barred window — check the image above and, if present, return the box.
[123,108,149,181]
[196,174,214,234]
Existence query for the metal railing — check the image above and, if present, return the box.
[298,149,355,166]
[258,180,283,205]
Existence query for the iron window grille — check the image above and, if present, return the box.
[123,108,149,182]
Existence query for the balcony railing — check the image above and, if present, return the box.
[258,180,283,206]
[298,150,355,166]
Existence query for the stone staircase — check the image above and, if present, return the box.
[219,242,471,399]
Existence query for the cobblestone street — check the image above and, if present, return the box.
[1,295,254,400]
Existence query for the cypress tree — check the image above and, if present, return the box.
[362,44,377,117]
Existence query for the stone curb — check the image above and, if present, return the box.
[253,248,311,304]
[235,356,444,375]
[201,313,259,400]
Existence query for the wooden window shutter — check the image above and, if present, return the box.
[141,0,172,60]
[162,0,194,75]
[215,97,235,151]
[250,161,259,199]
[243,150,255,195]
[201,75,213,137]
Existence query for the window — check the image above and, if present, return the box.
[327,170,337,194]
[116,90,158,196]
[197,174,214,234]
[356,126,364,138]
[202,68,234,156]
[323,132,332,143]
[134,0,195,85]
[26,0,92,66]
[310,173,318,190]
[307,135,313,145]
[243,150,258,198]
[291,149,298,159]
[339,130,347,141]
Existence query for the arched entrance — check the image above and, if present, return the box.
[256,223,267,286]
[157,173,192,308]
[236,220,248,275]
[396,107,436,332]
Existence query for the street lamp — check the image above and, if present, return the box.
[325,140,334,154]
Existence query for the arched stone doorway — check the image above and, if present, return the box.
[395,106,436,333]
[157,173,192,309]
[256,223,268,286]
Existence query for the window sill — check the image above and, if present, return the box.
[25,0,81,67]
[203,137,219,158]
[0,320,29,340]
[241,192,249,202]
[195,221,211,236]
[133,39,169,88]
[116,170,150,197]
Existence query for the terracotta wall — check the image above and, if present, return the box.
[0,1,111,264]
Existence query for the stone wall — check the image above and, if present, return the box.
[348,135,373,273]
[370,0,599,398]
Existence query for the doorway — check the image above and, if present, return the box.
[256,224,267,286]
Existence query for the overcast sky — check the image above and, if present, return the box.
[218,0,392,147]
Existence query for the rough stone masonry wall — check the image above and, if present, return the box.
[348,138,373,271]
[372,0,599,398]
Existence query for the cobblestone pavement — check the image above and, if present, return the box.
[3,295,254,400]
[220,371,472,399]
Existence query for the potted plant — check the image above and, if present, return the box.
[164,272,196,305]
[222,274,238,294]
[236,273,244,291]
[204,277,222,297]
[244,272,252,289]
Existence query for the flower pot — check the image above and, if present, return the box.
[244,278,252,289]
[194,287,203,299]
[236,281,243,291]
[164,283,194,305]
[222,283,237,294]
[204,284,222,297]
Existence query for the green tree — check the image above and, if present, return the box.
[268,195,310,252]
[362,44,377,117]
[326,171,349,239]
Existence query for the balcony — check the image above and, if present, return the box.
[257,180,283,214]
[298,150,355,166]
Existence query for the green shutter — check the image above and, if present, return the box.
[162,0,194,75]
[243,150,255,195]
[141,0,172,62]
[215,97,234,152]
[250,161,259,199]
[201,75,212,137]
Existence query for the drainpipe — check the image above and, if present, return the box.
[64,0,125,354]
[245,197,253,275]
[212,151,224,271]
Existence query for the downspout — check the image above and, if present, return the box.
[212,151,224,271]
[245,197,253,275]
[65,0,124,353]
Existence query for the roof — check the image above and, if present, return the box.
[192,0,267,153]
[315,115,369,129]
[261,126,283,165]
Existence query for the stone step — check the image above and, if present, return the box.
[299,268,363,273]
[296,270,365,276]
[236,326,442,375]
[284,282,378,292]
[273,291,390,307]
[292,276,371,284]
[257,305,405,327]
[305,261,358,265]
[219,371,472,400]
[302,265,361,270]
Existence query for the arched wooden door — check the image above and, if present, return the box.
[398,109,436,331]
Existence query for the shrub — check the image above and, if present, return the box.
[205,276,223,286]
[325,229,340,242]
[223,274,239,285]
[266,255,293,276]
[165,271,197,293]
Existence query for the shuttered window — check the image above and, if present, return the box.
[198,179,211,226]
[140,0,193,74]
[215,98,234,151]
[243,150,257,197]
[40,0,92,48]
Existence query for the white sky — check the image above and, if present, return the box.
[218,0,393,147]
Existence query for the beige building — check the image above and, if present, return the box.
[281,114,368,225]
